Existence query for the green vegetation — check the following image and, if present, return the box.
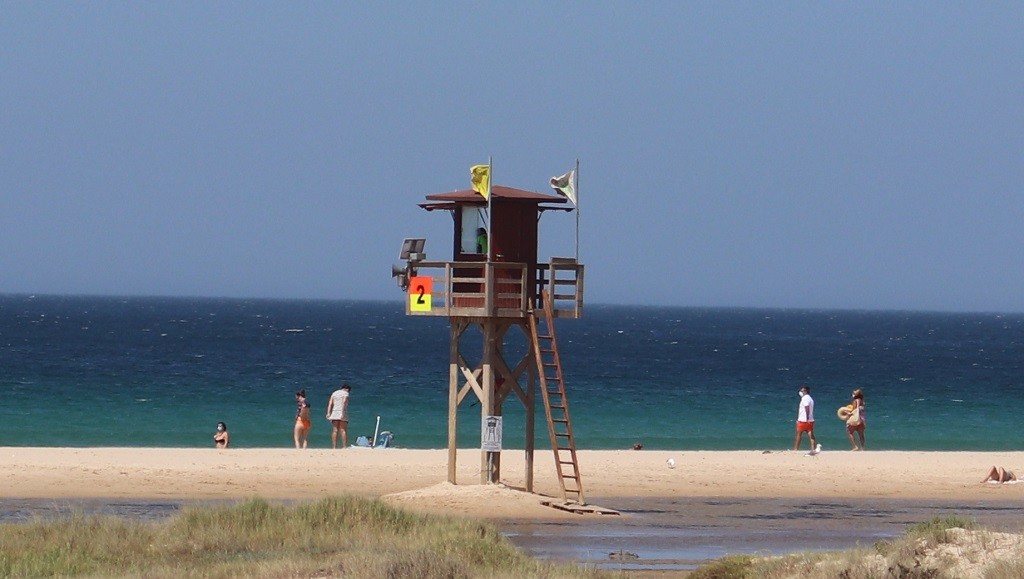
[0,496,608,578]
[691,515,1024,579]
[10,502,1018,579]
[904,515,976,542]
[688,554,757,579]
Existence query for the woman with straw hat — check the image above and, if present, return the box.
[845,389,866,451]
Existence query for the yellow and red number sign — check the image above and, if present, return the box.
[409,276,432,312]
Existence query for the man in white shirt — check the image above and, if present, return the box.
[793,385,816,451]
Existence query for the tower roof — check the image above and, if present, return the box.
[425,186,567,203]
[420,186,570,212]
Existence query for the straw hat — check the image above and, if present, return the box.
[837,404,854,420]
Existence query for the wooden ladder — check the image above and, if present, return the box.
[529,289,585,505]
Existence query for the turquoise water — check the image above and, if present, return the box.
[2,294,1023,450]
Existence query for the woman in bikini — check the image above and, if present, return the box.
[981,466,1016,483]
[213,421,230,449]
[846,388,866,451]
[294,390,311,449]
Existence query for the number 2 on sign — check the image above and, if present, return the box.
[409,276,432,312]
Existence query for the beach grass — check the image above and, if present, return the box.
[690,515,1024,579]
[0,496,608,578]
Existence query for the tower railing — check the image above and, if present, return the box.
[404,260,583,319]
[535,258,585,319]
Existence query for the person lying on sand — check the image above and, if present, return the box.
[981,466,1016,483]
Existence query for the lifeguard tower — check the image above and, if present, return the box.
[392,182,586,504]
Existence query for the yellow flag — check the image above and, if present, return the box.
[470,164,490,199]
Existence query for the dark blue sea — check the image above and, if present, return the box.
[2,294,1023,451]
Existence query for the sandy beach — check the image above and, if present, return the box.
[2,447,1023,517]
[5,447,1024,572]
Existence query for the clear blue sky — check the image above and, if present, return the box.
[2,3,1022,312]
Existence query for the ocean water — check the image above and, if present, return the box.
[2,294,1023,451]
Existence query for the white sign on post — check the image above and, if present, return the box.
[481,415,502,452]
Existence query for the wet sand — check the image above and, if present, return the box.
[502,496,1024,572]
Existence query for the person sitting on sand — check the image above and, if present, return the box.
[981,466,1016,483]
[213,421,229,449]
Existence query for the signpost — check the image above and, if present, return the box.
[409,276,432,312]
[481,415,502,452]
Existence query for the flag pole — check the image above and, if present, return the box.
[574,158,580,262]
[487,155,493,263]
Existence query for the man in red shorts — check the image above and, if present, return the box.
[793,385,816,451]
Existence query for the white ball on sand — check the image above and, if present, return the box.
[666,458,676,468]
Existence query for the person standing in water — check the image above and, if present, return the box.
[326,384,351,449]
[793,385,816,451]
[294,390,311,449]
[213,421,229,449]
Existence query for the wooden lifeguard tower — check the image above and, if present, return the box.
[393,183,586,503]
